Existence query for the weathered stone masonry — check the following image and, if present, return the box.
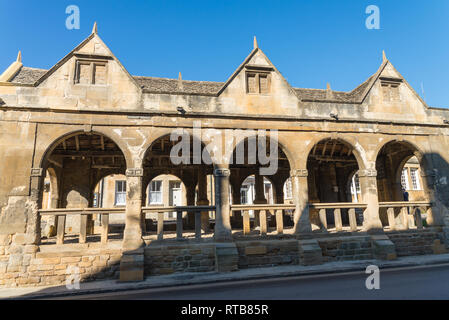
[1,25,449,286]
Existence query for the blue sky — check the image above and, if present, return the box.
[1,1,449,108]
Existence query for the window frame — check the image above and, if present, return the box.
[74,58,108,85]
[148,180,163,205]
[114,180,126,206]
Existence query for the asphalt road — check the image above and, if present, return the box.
[53,263,449,300]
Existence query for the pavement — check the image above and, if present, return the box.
[3,253,449,299]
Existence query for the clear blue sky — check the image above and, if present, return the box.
[1,1,449,108]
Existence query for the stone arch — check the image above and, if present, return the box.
[375,139,430,203]
[224,131,296,171]
[302,135,368,171]
[38,129,132,170]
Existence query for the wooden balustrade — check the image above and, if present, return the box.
[142,205,215,241]
[39,208,125,245]
[39,205,215,244]
[39,201,430,245]
[309,203,367,232]
[379,201,431,231]
[230,204,295,236]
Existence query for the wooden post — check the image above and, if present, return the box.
[319,209,327,230]
[387,207,396,230]
[157,212,164,240]
[176,210,183,240]
[276,209,283,234]
[408,206,416,228]
[79,214,88,244]
[348,208,357,232]
[56,215,66,245]
[195,210,202,240]
[260,210,267,236]
[101,213,109,244]
[334,208,342,232]
[243,210,250,235]
[415,208,424,230]
[401,207,409,230]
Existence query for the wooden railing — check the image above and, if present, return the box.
[39,208,125,245]
[230,204,296,235]
[142,205,216,240]
[39,205,216,244]
[309,202,367,232]
[379,201,431,230]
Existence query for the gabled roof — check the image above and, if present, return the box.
[10,67,47,84]
[2,28,422,106]
[134,76,224,96]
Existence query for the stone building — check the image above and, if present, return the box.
[1,24,449,286]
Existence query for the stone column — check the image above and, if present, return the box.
[120,168,144,282]
[421,170,445,226]
[291,169,312,234]
[253,172,267,229]
[231,183,242,226]
[197,167,210,232]
[213,167,232,241]
[359,168,384,233]
[186,183,196,229]
[29,168,44,245]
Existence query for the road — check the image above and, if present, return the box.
[52,263,449,300]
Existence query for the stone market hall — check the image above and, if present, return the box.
[1,24,449,286]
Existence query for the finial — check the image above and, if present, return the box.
[92,22,98,34]
[382,50,387,62]
[16,51,21,63]
[253,36,258,49]
[326,82,334,99]
[178,72,183,90]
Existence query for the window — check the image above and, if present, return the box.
[410,168,421,190]
[74,59,108,85]
[401,168,410,190]
[148,180,163,205]
[240,187,248,204]
[114,181,126,206]
[284,177,293,199]
[246,72,271,94]
[350,174,361,195]
[380,78,401,102]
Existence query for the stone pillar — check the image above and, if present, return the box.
[197,167,210,232]
[253,172,267,229]
[213,167,232,241]
[291,169,312,234]
[29,168,44,245]
[359,168,383,233]
[231,184,242,226]
[120,168,144,282]
[186,183,196,228]
[421,170,445,226]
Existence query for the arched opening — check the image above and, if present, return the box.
[142,134,215,238]
[229,135,292,231]
[307,139,362,229]
[376,140,429,227]
[39,132,127,244]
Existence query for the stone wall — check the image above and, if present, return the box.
[318,235,373,262]
[387,229,447,256]
[144,242,216,276]
[235,240,300,269]
[1,230,449,287]
[0,240,121,287]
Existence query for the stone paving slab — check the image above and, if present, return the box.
[2,253,449,299]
